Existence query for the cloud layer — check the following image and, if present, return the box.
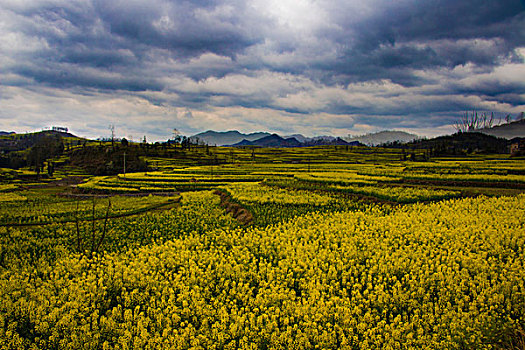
[1,0,524,139]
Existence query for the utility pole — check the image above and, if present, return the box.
[109,124,115,150]
[123,151,126,178]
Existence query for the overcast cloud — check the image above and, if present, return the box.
[0,0,524,140]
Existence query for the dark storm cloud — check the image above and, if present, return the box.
[321,0,525,84]
[93,0,261,57]
[4,0,524,87]
[352,0,523,45]
[13,63,163,91]
[10,0,262,57]
[1,0,262,91]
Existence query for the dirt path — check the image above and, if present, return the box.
[213,190,254,225]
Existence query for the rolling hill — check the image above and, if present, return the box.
[345,130,419,146]
[476,119,525,139]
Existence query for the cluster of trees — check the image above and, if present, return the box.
[27,134,64,175]
[0,152,25,169]
[0,129,222,176]
[379,133,509,158]
[167,135,202,150]
[408,132,509,156]
[69,144,147,175]
[0,133,64,173]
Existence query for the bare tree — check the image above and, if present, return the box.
[453,111,495,132]
[480,112,494,129]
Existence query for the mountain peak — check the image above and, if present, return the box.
[190,130,271,146]
[231,134,302,147]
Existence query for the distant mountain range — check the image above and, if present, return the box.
[231,134,363,147]
[344,130,419,146]
[189,130,271,146]
[476,119,525,139]
[232,134,302,147]
[190,130,377,147]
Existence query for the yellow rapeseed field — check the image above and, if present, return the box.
[0,194,523,349]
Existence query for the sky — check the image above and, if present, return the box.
[1,0,524,141]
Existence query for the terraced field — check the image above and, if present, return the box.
[75,157,525,203]
[0,151,524,349]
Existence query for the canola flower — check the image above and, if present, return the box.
[294,172,398,185]
[223,182,334,205]
[330,184,461,203]
[0,195,174,225]
[403,160,525,173]
[402,173,525,183]
[0,184,18,192]
[80,175,257,193]
[120,172,262,182]
[0,192,27,202]
[0,194,523,349]
[0,191,238,268]
[77,158,525,196]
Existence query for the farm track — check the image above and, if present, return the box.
[213,189,254,225]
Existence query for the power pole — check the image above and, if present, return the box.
[109,124,115,149]
[123,151,126,177]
